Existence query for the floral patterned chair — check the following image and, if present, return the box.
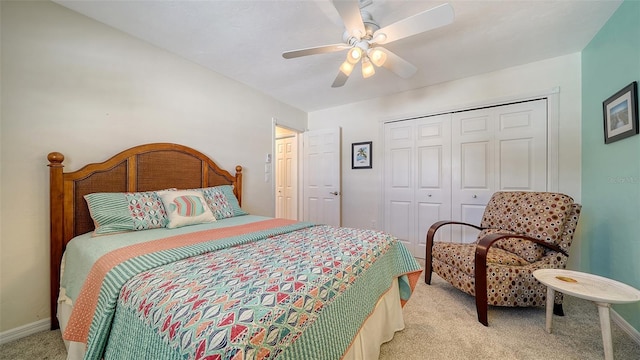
[424,191,581,326]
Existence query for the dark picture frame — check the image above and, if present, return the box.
[351,141,372,169]
[603,81,638,144]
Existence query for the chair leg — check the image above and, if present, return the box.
[476,297,489,326]
[553,303,564,316]
[474,244,490,326]
[425,228,436,284]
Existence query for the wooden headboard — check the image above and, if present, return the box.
[47,143,242,329]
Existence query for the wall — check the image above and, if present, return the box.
[581,0,640,332]
[308,53,582,235]
[0,1,306,333]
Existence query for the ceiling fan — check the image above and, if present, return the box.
[282,0,454,87]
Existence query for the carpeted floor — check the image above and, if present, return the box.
[2,272,639,359]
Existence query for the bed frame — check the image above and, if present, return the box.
[47,143,243,329]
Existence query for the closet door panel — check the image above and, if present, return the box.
[384,122,415,252]
[499,138,534,189]
[452,109,494,243]
[415,115,451,256]
[495,100,547,191]
[388,200,412,249]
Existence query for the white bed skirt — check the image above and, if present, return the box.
[58,280,405,360]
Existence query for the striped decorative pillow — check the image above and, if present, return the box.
[84,190,171,236]
[157,190,216,228]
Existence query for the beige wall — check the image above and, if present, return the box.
[0,1,306,332]
[308,52,583,262]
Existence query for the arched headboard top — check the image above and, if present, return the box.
[48,143,243,329]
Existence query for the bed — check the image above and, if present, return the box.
[48,143,422,360]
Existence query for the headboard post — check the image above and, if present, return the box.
[235,165,243,206]
[48,152,65,330]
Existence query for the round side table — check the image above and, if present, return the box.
[533,269,640,360]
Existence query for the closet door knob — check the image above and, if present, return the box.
[427,194,432,197]
[472,194,477,198]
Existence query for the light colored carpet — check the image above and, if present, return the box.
[380,273,640,360]
[2,272,639,359]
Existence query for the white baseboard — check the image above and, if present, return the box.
[612,309,640,345]
[0,318,50,345]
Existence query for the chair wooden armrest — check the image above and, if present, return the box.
[474,233,569,326]
[424,221,485,284]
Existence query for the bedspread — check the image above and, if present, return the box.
[63,219,421,360]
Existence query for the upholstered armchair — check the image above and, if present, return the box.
[425,191,581,326]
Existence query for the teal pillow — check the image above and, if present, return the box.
[84,191,170,235]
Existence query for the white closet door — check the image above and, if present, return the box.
[384,115,451,257]
[451,99,548,243]
[384,121,415,252]
[451,108,495,243]
[414,115,451,257]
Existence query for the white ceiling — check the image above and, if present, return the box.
[54,0,622,112]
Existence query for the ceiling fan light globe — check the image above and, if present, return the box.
[362,57,375,78]
[347,47,363,64]
[339,61,354,76]
[371,32,387,44]
[369,48,387,67]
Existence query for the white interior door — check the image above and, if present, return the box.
[303,127,341,226]
[275,136,298,220]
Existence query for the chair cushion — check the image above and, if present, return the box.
[432,242,530,277]
[480,192,574,247]
[477,228,544,263]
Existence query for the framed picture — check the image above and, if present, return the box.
[351,141,372,169]
[603,81,638,144]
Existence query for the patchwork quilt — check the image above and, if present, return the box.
[62,218,422,360]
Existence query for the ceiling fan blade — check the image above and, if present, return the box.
[373,3,454,45]
[331,70,350,88]
[282,44,349,59]
[332,0,366,38]
[379,48,417,79]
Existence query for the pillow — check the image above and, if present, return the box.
[194,185,248,219]
[84,191,170,236]
[157,190,216,228]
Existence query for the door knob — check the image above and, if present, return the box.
[427,194,432,197]
[329,191,339,195]
[472,194,477,198]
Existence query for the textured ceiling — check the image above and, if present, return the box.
[54,0,622,112]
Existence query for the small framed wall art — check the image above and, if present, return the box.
[351,141,372,169]
[603,81,638,144]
